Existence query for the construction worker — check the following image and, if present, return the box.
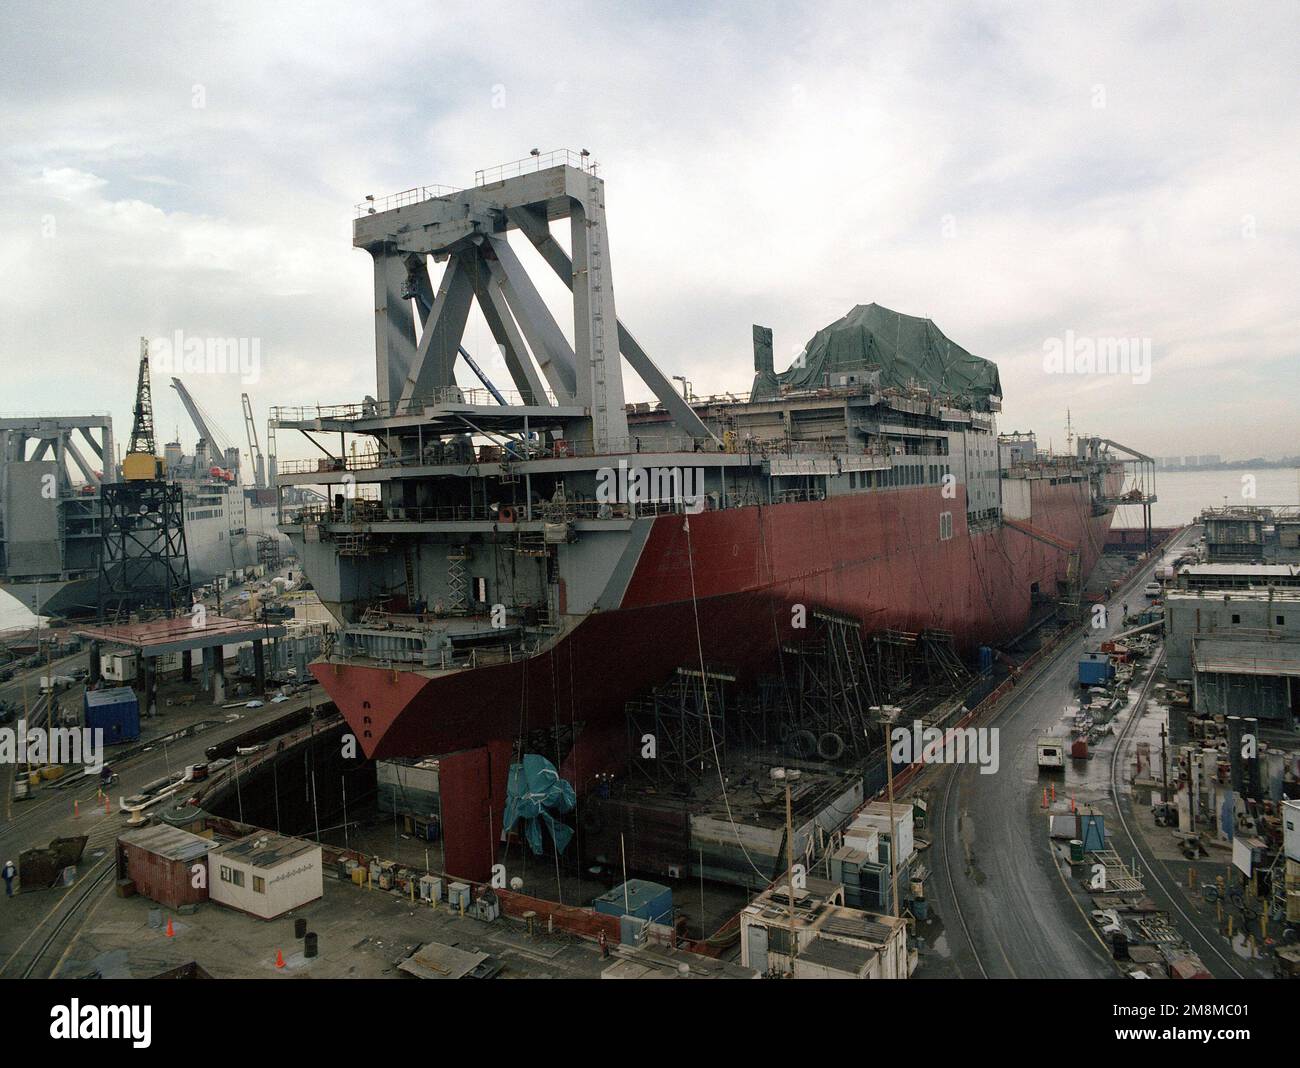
[2,859,15,897]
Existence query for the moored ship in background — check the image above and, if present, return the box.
[272,152,1137,790]
[0,380,293,620]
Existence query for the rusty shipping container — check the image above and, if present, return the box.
[117,825,212,910]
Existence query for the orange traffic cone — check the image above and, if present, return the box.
[1070,795,1076,813]
[73,799,79,819]
[104,796,111,814]
[166,917,175,938]
[1051,784,1056,803]
[275,948,285,969]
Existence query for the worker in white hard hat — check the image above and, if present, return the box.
[2,859,15,897]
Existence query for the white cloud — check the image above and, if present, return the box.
[0,0,1297,460]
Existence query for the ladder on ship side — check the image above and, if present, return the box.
[586,173,609,448]
[403,545,419,601]
[1058,550,1082,622]
[446,548,469,614]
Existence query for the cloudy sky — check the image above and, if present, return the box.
[2,0,1297,466]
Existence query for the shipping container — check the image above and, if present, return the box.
[1284,799,1299,864]
[1078,651,1115,687]
[83,687,140,744]
[853,802,915,868]
[594,879,673,927]
[117,825,211,909]
[100,652,137,683]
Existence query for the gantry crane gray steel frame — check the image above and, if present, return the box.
[0,415,115,594]
[352,152,718,454]
[0,414,115,496]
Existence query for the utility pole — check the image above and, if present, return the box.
[886,742,899,919]
[1159,720,1170,808]
[785,772,797,977]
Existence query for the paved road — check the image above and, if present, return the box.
[928,536,1190,978]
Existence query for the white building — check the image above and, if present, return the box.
[209,832,322,920]
[739,876,910,979]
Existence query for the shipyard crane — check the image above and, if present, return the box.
[170,377,240,480]
[241,392,267,489]
[122,338,166,480]
[266,416,277,484]
[170,377,221,451]
[1085,436,1159,552]
[98,336,191,621]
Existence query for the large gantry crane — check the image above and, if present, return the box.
[97,338,191,621]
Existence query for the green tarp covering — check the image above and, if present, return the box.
[751,303,1001,410]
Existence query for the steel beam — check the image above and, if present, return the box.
[399,252,474,408]
[467,249,550,405]
[483,235,578,399]
[509,205,715,442]
[63,434,99,487]
[369,246,419,408]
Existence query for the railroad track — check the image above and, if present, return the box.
[1106,645,1246,979]
[0,699,317,840]
[936,744,990,978]
[2,855,117,980]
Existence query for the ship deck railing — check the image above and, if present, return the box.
[474,148,599,187]
[275,435,893,479]
[1200,504,1299,521]
[274,433,712,475]
[272,385,562,424]
[283,495,694,527]
[354,184,464,218]
[352,151,599,220]
[336,637,546,671]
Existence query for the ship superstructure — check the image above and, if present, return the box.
[273,152,1127,782]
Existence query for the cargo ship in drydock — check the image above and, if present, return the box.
[272,150,1136,788]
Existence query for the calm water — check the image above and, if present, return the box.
[1115,467,1300,529]
[2,468,1294,629]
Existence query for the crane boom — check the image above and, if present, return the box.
[170,377,221,451]
[122,337,165,481]
[170,376,242,480]
[242,392,267,489]
[128,338,156,455]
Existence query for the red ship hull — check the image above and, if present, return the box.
[312,474,1119,788]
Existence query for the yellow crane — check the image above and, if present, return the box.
[121,337,167,481]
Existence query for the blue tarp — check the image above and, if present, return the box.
[1221,791,1236,840]
[503,754,576,856]
[1080,813,1106,853]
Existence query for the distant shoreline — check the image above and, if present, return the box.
[1155,462,1300,473]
